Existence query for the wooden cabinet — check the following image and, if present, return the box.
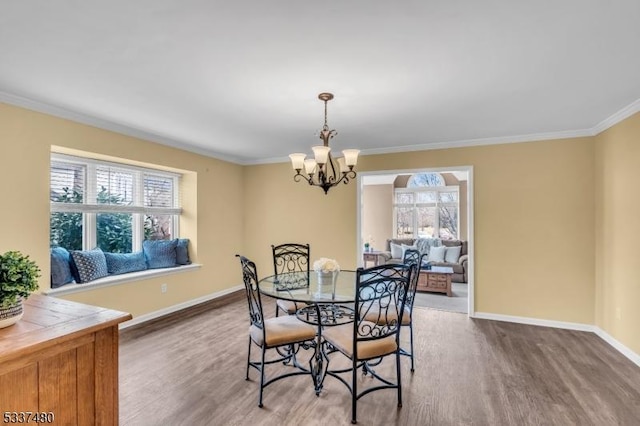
[417,271,453,296]
[0,294,131,425]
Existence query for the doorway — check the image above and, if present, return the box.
[356,167,474,316]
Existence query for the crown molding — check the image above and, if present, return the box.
[592,98,640,135]
[358,128,596,157]
[248,97,640,164]
[2,89,639,166]
[249,128,595,165]
[0,90,247,165]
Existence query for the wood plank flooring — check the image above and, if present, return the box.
[119,294,640,425]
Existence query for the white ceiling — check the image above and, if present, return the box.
[1,1,639,165]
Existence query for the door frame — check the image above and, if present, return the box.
[356,165,475,317]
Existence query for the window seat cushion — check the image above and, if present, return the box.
[143,239,178,269]
[70,248,109,283]
[104,251,147,275]
[50,247,74,288]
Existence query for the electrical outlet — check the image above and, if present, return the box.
[616,307,621,320]
[161,283,167,294]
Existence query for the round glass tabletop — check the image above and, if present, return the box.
[258,270,356,304]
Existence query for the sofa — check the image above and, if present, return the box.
[378,238,469,283]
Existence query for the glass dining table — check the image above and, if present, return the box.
[258,270,357,395]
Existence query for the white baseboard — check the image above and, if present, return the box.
[473,311,640,368]
[593,327,640,368]
[472,312,594,332]
[120,284,243,329]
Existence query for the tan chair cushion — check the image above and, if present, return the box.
[277,299,302,314]
[323,321,398,360]
[362,304,411,326]
[250,315,316,348]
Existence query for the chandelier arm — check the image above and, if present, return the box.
[325,155,339,183]
[340,170,357,185]
[293,171,314,185]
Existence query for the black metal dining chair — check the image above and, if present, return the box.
[323,263,413,424]
[363,249,422,372]
[402,248,421,268]
[271,243,310,316]
[400,248,424,372]
[236,254,316,408]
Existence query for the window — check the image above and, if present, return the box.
[50,154,181,253]
[394,173,459,240]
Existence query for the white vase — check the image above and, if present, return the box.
[317,270,337,286]
[0,299,24,329]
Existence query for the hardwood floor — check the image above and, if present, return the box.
[119,294,640,425]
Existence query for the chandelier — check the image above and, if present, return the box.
[288,93,360,194]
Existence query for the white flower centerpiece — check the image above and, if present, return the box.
[313,257,340,287]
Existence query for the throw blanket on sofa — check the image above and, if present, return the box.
[416,238,441,256]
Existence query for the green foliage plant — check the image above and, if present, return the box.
[50,186,173,253]
[0,251,41,308]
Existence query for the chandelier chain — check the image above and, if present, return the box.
[323,99,329,130]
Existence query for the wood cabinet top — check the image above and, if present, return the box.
[0,294,131,364]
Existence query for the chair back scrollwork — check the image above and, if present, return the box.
[236,255,264,332]
[402,249,421,268]
[402,249,424,310]
[271,243,310,278]
[354,264,412,346]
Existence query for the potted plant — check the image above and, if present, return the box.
[0,251,41,329]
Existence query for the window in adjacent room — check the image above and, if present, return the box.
[50,153,181,253]
[394,172,459,240]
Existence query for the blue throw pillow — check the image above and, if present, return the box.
[50,247,74,288]
[70,248,109,283]
[104,251,147,275]
[143,239,178,269]
[176,239,191,265]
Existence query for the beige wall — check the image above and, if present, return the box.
[7,99,639,356]
[0,102,244,317]
[245,137,596,324]
[595,112,640,354]
[361,184,393,251]
[242,162,357,277]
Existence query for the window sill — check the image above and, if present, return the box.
[43,264,202,297]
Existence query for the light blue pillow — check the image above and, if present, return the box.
[143,239,178,269]
[70,248,108,283]
[104,251,147,275]
[50,247,74,288]
[176,239,191,265]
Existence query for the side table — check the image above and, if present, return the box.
[363,251,383,267]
